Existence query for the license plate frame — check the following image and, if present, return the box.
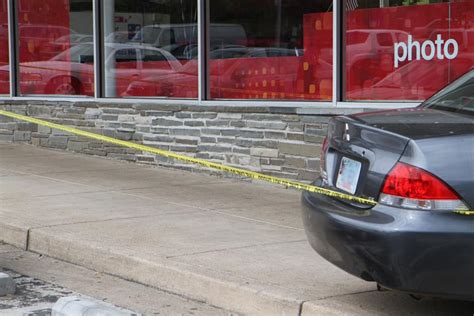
[336,156,362,195]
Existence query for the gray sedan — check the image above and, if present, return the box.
[302,69,474,300]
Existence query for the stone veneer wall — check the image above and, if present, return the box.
[0,101,364,182]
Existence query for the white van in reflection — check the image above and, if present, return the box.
[131,23,247,59]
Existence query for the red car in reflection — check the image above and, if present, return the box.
[347,57,474,101]
[124,47,331,100]
[18,24,76,62]
[0,43,182,96]
[38,33,94,61]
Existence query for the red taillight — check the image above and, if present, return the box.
[382,163,458,200]
[380,162,468,211]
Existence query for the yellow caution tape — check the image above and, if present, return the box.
[0,109,377,206]
[453,210,474,216]
[3,109,473,214]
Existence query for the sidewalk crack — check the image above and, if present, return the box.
[166,239,307,259]
[27,211,197,230]
[25,227,31,251]
[313,289,378,301]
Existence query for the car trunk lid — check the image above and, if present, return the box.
[324,108,474,210]
[324,115,410,207]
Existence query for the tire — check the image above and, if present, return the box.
[46,76,82,95]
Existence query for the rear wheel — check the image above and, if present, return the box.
[46,76,82,95]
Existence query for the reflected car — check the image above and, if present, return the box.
[188,45,250,61]
[122,59,199,98]
[131,23,247,50]
[38,33,94,60]
[320,29,409,68]
[124,46,328,99]
[105,31,133,44]
[161,44,247,61]
[18,24,77,61]
[161,43,198,61]
[123,52,309,99]
[344,29,410,88]
[302,69,474,300]
[347,57,474,101]
[0,43,182,96]
[412,18,453,39]
[245,47,303,58]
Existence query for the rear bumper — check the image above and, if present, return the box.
[302,179,474,301]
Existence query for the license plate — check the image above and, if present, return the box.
[336,157,362,195]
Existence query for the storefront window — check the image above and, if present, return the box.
[17,0,94,96]
[104,0,198,99]
[345,0,474,101]
[209,0,333,101]
[0,0,9,95]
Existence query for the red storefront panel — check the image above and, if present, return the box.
[17,0,94,96]
[208,11,333,101]
[346,1,474,101]
[0,0,9,94]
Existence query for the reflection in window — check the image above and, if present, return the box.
[0,0,9,95]
[345,0,474,101]
[209,0,333,101]
[424,69,474,115]
[17,0,94,96]
[104,0,198,98]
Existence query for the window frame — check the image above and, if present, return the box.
[0,0,423,109]
[7,0,17,97]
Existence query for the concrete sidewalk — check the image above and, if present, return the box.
[0,142,472,315]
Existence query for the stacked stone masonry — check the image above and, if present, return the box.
[0,101,363,182]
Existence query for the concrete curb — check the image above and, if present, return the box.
[301,301,346,316]
[0,222,29,250]
[28,229,303,315]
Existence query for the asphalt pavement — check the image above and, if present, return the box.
[0,243,231,315]
[0,142,473,315]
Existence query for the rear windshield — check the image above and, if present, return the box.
[133,26,161,45]
[423,69,474,116]
[52,43,94,63]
